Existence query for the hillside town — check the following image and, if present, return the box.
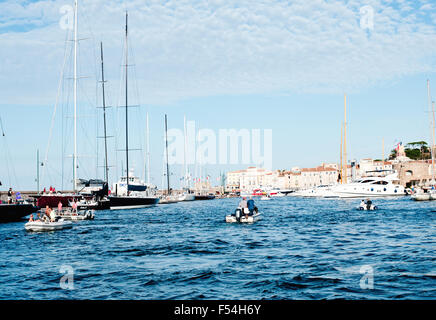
[225,144,436,194]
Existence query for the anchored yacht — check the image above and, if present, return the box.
[325,174,405,198]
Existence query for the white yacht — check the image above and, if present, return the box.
[325,174,405,198]
[293,185,337,198]
[109,171,159,209]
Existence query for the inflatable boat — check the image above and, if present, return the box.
[25,219,72,232]
[358,204,378,211]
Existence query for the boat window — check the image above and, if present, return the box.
[372,181,388,185]
[361,180,375,184]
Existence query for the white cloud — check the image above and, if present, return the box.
[0,0,435,106]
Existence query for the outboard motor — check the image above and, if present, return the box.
[235,208,241,221]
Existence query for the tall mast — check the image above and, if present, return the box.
[100,42,109,186]
[36,149,40,194]
[73,0,78,192]
[125,12,129,192]
[340,123,343,184]
[165,114,170,195]
[146,112,150,185]
[183,115,188,190]
[343,94,347,184]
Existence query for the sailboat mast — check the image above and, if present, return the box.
[125,12,129,191]
[100,42,109,186]
[340,123,343,184]
[343,94,347,184]
[146,112,150,185]
[183,115,187,190]
[73,0,78,192]
[165,114,170,195]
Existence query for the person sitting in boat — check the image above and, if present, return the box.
[235,197,248,217]
[247,197,255,216]
[366,198,372,210]
[360,199,365,208]
[28,214,34,222]
[44,206,53,222]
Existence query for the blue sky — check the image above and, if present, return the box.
[0,0,436,191]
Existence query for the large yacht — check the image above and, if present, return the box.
[108,172,159,209]
[324,174,405,198]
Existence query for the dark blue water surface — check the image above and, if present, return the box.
[0,197,435,299]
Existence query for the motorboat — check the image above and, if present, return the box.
[159,195,180,204]
[411,188,436,201]
[0,201,39,222]
[108,172,160,209]
[358,203,378,211]
[270,192,285,197]
[25,219,72,232]
[178,193,195,201]
[293,185,336,198]
[194,194,215,200]
[226,207,261,223]
[324,174,405,198]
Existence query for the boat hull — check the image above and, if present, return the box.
[194,195,215,200]
[178,194,195,201]
[0,203,39,222]
[25,220,72,231]
[34,194,82,208]
[226,212,261,223]
[108,196,159,210]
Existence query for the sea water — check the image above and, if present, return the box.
[0,197,434,299]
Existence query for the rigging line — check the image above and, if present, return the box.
[0,129,12,187]
[42,28,71,186]
[113,36,127,178]
[130,43,147,180]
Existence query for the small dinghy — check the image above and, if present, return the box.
[25,219,72,232]
[260,195,271,201]
[226,208,261,223]
[358,204,378,211]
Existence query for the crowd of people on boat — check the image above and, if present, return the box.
[28,200,80,223]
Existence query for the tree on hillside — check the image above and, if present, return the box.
[389,141,431,160]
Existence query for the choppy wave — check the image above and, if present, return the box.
[0,197,434,299]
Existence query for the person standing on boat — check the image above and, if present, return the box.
[247,197,255,216]
[7,188,13,204]
[71,200,78,214]
[57,201,63,214]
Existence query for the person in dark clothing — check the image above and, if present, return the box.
[366,199,372,210]
[247,197,255,216]
[7,188,13,204]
